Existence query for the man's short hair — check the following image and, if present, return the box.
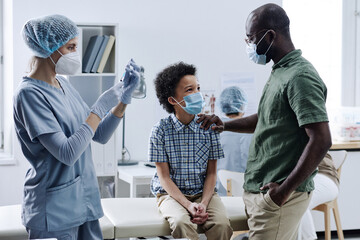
[154,62,196,113]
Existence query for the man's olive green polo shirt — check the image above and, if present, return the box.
[244,49,328,193]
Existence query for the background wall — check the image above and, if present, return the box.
[0,0,280,206]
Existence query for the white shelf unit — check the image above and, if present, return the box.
[68,23,119,179]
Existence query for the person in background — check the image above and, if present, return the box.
[210,94,216,114]
[197,3,332,239]
[299,153,340,240]
[216,86,253,196]
[14,14,140,239]
[149,62,233,240]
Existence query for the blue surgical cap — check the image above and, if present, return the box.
[219,86,248,114]
[22,14,79,58]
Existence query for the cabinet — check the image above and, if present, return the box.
[68,23,119,178]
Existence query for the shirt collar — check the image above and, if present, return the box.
[272,49,302,70]
[170,114,198,132]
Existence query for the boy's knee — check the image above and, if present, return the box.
[171,215,198,239]
[204,220,233,240]
[214,220,232,231]
[172,215,194,229]
[205,217,233,234]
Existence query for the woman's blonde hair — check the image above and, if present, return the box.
[27,56,43,73]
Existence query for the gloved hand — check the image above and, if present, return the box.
[120,59,141,104]
[90,81,123,119]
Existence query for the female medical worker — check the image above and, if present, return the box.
[14,14,140,239]
[216,86,253,196]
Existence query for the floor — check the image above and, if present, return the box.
[321,238,360,240]
[317,231,360,239]
[118,230,360,240]
[230,232,360,240]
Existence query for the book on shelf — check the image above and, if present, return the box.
[90,35,110,73]
[82,35,104,73]
[97,35,115,73]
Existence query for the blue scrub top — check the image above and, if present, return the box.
[216,117,253,196]
[13,76,103,231]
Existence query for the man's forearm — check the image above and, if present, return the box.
[224,113,258,133]
[279,133,331,196]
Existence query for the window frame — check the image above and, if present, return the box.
[342,0,358,106]
[355,0,360,105]
[0,0,4,152]
[0,0,15,165]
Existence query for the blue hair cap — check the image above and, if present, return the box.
[22,14,79,58]
[219,86,248,114]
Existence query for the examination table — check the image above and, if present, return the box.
[0,196,248,239]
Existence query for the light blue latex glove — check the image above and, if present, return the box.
[90,81,123,119]
[120,59,141,104]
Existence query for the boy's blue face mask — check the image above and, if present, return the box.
[172,92,205,115]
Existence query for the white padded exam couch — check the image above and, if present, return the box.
[0,204,114,240]
[0,197,248,239]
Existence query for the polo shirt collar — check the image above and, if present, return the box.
[272,49,302,70]
[170,114,198,132]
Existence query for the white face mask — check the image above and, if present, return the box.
[246,30,274,65]
[50,50,81,75]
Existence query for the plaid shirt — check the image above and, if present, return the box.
[149,114,224,196]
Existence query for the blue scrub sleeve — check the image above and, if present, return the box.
[16,88,63,140]
[38,123,94,166]
[93,112,122,144]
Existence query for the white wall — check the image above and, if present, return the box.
[0,0,280,206]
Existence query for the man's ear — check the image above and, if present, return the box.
[267,29,276,43]
[168,96,176,106]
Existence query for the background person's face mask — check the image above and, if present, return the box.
[246,30,274,65]
[50,50,81,75]
[172,92,205,115]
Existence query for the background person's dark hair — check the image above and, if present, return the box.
[154,62,196,114]
[256,3,291,38]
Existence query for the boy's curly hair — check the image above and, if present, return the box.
[154,62,196,113]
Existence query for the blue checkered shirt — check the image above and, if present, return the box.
[149,114,225,196]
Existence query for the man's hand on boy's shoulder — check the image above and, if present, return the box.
[197,114,224,132]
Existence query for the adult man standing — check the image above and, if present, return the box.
[198,3,332,240]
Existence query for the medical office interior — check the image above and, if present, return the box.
[0,0,360,239]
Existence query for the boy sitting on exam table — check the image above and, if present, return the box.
[148,62,233,240]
